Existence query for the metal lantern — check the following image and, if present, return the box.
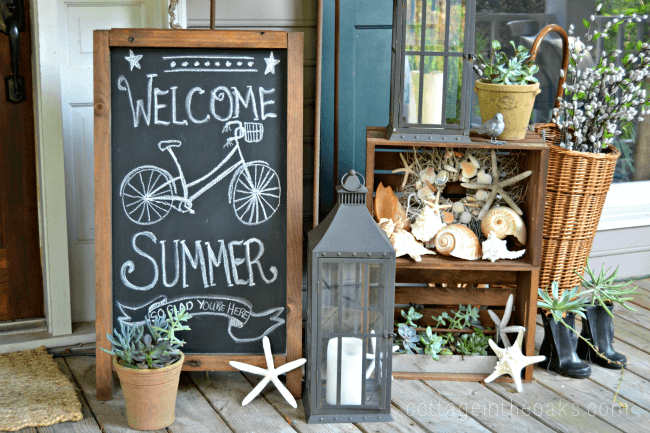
[304,170,396,424]
[387,0,476,142]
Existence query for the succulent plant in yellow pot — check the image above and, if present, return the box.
[473,40,541,140]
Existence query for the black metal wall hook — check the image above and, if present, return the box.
[1,0,25,103]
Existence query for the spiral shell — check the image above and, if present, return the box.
[433,224,481,260]
[480,206,527,245]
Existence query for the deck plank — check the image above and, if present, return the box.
[535,367,650,433]
[36,358,101,433]
[629,286,650,310]
[167,373,231,433]
[485,380,620,433]
[425,381,556,433]
[390,380,490,433]
[65,356,167,433]
[188,371,295,433]
[240,372,360,433]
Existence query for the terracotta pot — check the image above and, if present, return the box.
[474,80,541,140]
[113,353,184,431]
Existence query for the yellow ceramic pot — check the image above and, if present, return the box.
[474,80,541,140]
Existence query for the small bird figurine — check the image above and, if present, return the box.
[477,113,506,144]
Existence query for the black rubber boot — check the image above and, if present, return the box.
[539,312,591,378]
[577,304,627,369]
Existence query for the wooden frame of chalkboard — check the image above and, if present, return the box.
[94,29,303,401]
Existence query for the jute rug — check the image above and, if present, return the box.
[0,346,83,431]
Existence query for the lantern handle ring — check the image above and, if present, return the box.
[341,169,365,192]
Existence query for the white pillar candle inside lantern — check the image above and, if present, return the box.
[326,337,363,405]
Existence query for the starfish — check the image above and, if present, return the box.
[422,186,452,217]
[124,50,143,71]
[484,329,546,392]
[487,294,525,347]
[264,51,281,75]
[229,336,306,408]
[460,150,532,220]
[392,152,419,189]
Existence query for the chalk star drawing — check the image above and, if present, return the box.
[124,50,143,71]
[264,51,281,75]
[485,329,546,392]
[229,336,306,408]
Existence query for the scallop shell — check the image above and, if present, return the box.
[469,155,481,168]
[411,205,446,242]
[480,206,527,245]
[482,231,526,262]
[441,211,454,224]
[461,161,478,178]
[433,224,481,260]
[419,167,436,184]
[374,183,410,231]
[434,170,449,186]
[417,184,435,201]
[476,169,492,185]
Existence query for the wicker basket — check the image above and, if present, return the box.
[533,123,620,293]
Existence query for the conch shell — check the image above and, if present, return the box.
[482,231,526,262]
[411,205,446,243]
[379,218,435,262]
[480,206,526,245]
[433,224,481,260]
[374,183,409,231]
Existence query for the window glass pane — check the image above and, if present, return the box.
[406,0,422,52]
[425,0,447,52]
[446,56,463,124]
[448,0,466,52]
[421,55,445,124]
[403,54,421,123]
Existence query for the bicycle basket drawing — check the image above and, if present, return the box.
[229,161,281,226]
[244,122,264,143]
[121,166,175,225]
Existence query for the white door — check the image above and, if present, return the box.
[58,0,177,321]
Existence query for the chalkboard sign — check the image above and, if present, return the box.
[95,30,303,401]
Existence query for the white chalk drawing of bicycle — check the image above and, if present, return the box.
[120,121,280,226]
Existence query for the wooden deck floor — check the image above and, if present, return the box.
[10,278,650,433]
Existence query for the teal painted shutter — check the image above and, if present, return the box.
[320,0,393,219]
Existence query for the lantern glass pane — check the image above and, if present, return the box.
[405,0,421,52]
[424,0,446,52]
[420,55,444,125]
[448,0,466,52]
[445,56,463,124]
[403,55,420,124]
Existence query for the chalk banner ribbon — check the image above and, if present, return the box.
[116,295,285,343]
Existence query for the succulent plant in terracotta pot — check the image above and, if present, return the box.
[101,305,192,431]
[473,40,541,140]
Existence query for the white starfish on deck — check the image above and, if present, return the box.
[487,293,525,348]
[485,329,546,393]
[229,336,306,408]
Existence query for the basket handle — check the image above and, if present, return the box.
[529,24,569,109]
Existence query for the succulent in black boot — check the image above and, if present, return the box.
[539,312,591,378]
[577,304,627,369]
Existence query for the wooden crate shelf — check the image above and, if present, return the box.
[366,126,549,382]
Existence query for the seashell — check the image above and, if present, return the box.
[459,211,473,224]
[475,189,489,201]
[480,206,527,245]
[378,218,396,237]
[419,167,436,184]
[433,224,481,260]
[417,184,435,201]
[411,205,446,242]
[391,228,435,262]
[454,150,464,158]
[444,164,458,173]
[441,211,454,224]
[374,183,410,231]
[444,150,454,159]
[452,201,465,214]
[476,169,492,185]
[469,155,481,168]
[461,161,478,178]
[482,231,526,262]
[434,170,449,185]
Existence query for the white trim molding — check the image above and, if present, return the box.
[597,181,650,231]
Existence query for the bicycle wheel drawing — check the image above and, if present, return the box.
[229,161,281,226]
[121,165,175,225]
